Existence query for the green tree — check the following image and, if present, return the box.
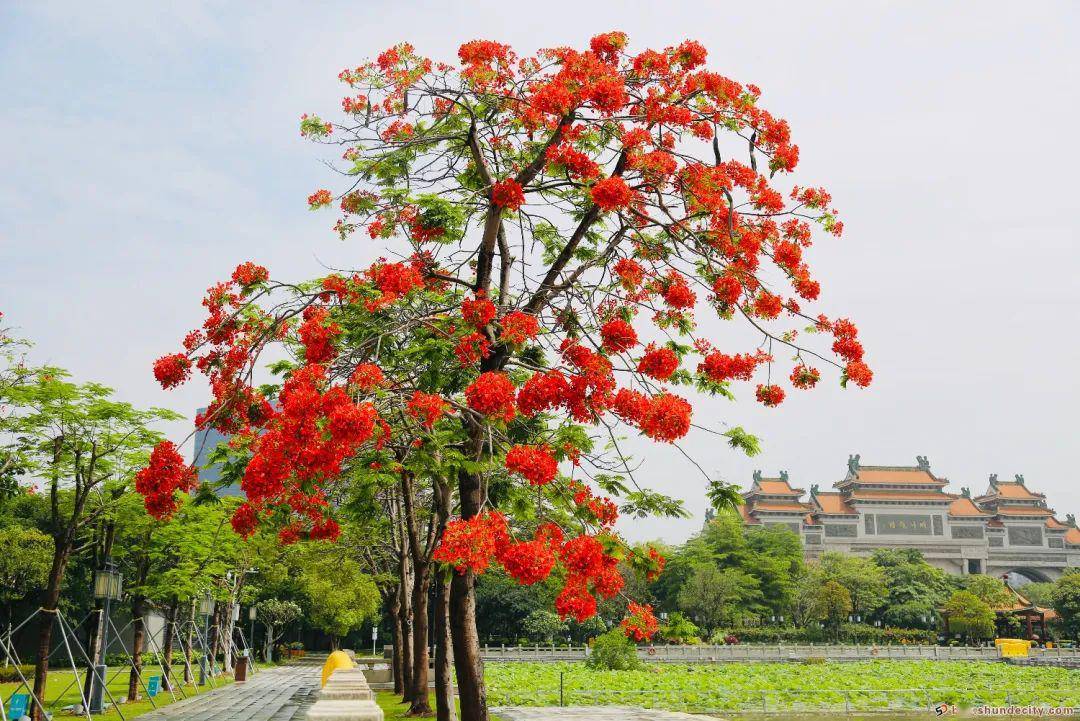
[522,610,568,643]
[256,599,302,661]
[963,574,1013,608]
[659,612,700,645]
[677,565,762,630]
[0,525,52,630]
[1050,573,1080,639]
[585,628,642,671]
[1019,581,1055,607]
[813,580,852,640]
[818,552,887,618]
[944,591,996,642]
[296,543,379,648]
[872,548,954,628]
[0,367,178,719]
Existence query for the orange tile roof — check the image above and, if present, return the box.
[853,468,945,485]
[736,503,760,524]
[1066,527,1080,545]
[1046,516,1066,530]
[813,493,857,515]
[753,502,809,512]
[755,480,802,495]
[992,482,1044,500]
[850,490,952,501]
[987,519,1004,528]
[995,506,1054,517]
[803,513,820,526]
[949,497,990,517]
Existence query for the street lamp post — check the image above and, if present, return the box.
[198,593,215,686]
[249,606,257,657]
[88,560,122,713]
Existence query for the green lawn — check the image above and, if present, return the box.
[485,660,1080,713]
[2,667,233,719]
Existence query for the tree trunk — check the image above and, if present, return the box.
[161,602,177,691]
[183,601,195,684]
[399,578,414,703]
[391,601,405,695]
[434,572,455,721]
[128,597,146,700]
[450,465,488,721]
[408,562,432,714]
[222,602,236,673]
[449,570,485,721]
[31,541,70,721]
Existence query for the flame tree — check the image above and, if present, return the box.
[139,33,872,721]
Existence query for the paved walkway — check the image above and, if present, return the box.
[132,658,323,721]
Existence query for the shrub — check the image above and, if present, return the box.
[586,628,643,671]
[0,664,36,683]
[660,612,701,645]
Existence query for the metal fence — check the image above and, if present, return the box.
[480,643,1080,663]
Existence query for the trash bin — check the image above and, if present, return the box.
[235,655,249,682]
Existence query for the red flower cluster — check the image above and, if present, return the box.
[238,364,378,532]
[135,441,198,520]
[712,275,743,306]
[600,318,638,353]
[491,178,526,210]
[505,444,558,486]
[406,390,448,429]
[298,306,341,364]
[500,311,539,345]
[621,601,660,641]
[698,351,765,383]
[639,393,693,442]
[516,370,570,416]
[636,344,679,380]
[308,189,333,208]
[589,176,633,211]
[365,261,425,311]
[153,353,192,390]
[349,363,385,391]
[231,262,269,288]
[790,364,820,389]
[660,274,696,309]
[465,371,516,422]
[433,511,509,574]
[462,294,497,328]
[755,383,785,407]
[613,258,645,289]
[454,332,492,366]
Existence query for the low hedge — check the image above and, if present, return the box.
[708,624,937,645]
[0,664,37,683]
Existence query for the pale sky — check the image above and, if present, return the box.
[2,1,1078,544]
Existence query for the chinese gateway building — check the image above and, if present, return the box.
[739,456,1080,581]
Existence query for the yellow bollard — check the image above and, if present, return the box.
[321,650,355,687]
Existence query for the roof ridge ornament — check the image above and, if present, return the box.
[961,487,971,498]
[989,472,998,484]
[916,455,930,470]
[1015,473,1025,485]
[752,470,762,483]
[810,483,820,495]
[780,470,789,482]
[847,454,860,474]
[1067,513,1076,527]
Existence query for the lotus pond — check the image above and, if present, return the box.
[486,660,1080,713]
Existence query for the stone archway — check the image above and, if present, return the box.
[1003,567,1055,586]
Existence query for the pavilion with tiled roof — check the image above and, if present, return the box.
[735,455,1079,580]
[740,470,813,533]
